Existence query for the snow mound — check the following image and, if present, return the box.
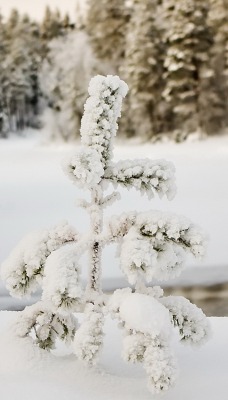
[0,312,228,400]
[0,319,51,374]
[119,293,171,338]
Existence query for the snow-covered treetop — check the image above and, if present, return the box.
[80,75,128,167]
[63,74,177,200]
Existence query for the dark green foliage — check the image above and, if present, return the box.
[121,0,164,138]
[162,0,217,135]
[86,0,130,67]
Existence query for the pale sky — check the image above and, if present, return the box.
[0,0,83,21]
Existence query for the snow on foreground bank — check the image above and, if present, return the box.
[0,311,227,400]
[0,134,228,297]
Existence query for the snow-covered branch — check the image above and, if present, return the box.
[104,210,205,284]
[14,301,77,350]
[104,159,176,200]
[143,337,178,394]
[105,212,137,242]
[73,304,104,365]
[119,211,206,284]
[109,291,178,394]
[160,295,210,346]
[100,191,121,207]
[1,222,78,297]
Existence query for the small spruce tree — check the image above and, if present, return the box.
[1,75,210,395]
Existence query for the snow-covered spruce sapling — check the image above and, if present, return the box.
[1,75,210,395]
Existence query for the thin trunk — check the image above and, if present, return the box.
[88,186,103,294]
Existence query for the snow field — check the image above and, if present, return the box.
[0,311,227,400]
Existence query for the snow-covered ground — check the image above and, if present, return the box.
[0,311,228,400]
[0,133,228,308]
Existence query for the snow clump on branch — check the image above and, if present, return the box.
[42,242,85,311]
[63,147,104,188]
[1,222,78,297]
[160,295,211,346]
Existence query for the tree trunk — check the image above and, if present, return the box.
[88,186,103,294]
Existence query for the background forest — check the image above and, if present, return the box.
[0,0,228,142]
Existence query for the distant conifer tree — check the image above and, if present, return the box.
[121,0,164,139]
[162,0,219,137]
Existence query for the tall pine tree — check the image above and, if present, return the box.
[121,0,164,139]
[162,0,217,137]
[0,13,9,137]
[208,0,228,129]
[86,0,129,69]
[3,13,42,131]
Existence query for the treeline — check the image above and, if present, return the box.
[85,0,228,141]
[0,0,228,141]
[0,7,74,137]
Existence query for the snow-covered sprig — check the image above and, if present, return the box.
[105,212,137,243]
[105,210,205,284]
[80,75,128,167]
[63,147,104,188]
[108,289,209,394]
[14,301,77,350]
[108,291,178,394]
[136,211,206,259]
[73,303,104,365]
[104,159,176,199]
[143,337,178,394]
[120,229,187,284]
[160,296,210,346]
[122,332,147,363]
[122,331,178,393]
[120,228,157,284]
[1,222,78,297]
[42,242,85,311]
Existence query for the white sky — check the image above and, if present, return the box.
[0,0,81,21]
